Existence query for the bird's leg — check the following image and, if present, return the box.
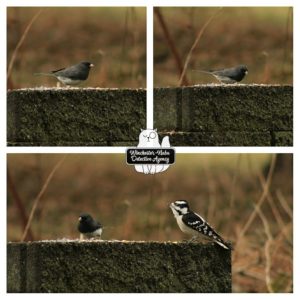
[79,233,85,241]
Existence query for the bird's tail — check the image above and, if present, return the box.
[191,69,212,74]
[215,238,234,250]
[33,72,55,77]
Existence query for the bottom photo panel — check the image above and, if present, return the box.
[7,153,293,293]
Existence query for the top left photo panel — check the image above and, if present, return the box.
[7,7,146,146]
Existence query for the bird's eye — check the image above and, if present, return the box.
[149,132,157,139]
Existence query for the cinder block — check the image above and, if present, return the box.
[7,88,146,146]
[154,88,181,130]
[154,85,293,146]
[162,131,272,146]
[272,131,293,146]
[7,241,232,293]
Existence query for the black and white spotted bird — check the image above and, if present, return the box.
[77,213,103,240]
[170,200,232,250]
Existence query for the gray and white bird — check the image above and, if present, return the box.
[34,61,94,86]
[77,213,103,240]
[194,65,248,84]
[170,200,232,250]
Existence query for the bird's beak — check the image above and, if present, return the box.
[245,70,248,75]
[90,63,94,68]
[78,217,82,221]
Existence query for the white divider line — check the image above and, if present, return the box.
[146,6,153,129]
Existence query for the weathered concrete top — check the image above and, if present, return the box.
[154,84,293,146]
[7,240,231,293]
[7,87,146,146]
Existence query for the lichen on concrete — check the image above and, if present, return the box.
[7,88,146,146]
[7,240,231,293]
[154,85,293,146]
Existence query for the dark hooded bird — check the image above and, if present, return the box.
[34,61,94,86]
[77,213,103,240]
[194,65,248,84]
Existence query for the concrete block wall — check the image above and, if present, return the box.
[154,85,293,146]
[7,88,146,146]
[7,85,292,146]
[7,241,232,293]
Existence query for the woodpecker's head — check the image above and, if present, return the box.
[170,200,190,216]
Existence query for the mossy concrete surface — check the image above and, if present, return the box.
[154,85,293,146]
[7,88,146,146]
[7,240,231,293]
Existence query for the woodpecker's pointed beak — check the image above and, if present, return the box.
[78,217,82,221]
[90,63,94,68]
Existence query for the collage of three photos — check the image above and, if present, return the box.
[6,6,293,293]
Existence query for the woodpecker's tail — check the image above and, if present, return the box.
[215,239,234,250]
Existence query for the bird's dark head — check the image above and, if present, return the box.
[80,62,94,68]
[170,200,190,216]
[78,213,93,223]
[238,65,248,75]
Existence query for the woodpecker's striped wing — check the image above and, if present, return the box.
[182,212,232,250]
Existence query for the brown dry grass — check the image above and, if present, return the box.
[154,7,293,86]
[7,153,292,292]
[7,7,146,89]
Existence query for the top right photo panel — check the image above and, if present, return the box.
[154,7,293,147]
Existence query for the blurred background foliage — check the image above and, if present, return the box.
[154,7,293,86]
[7,7,146,89]
[7,153,292,292]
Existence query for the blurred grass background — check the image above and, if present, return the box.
[7,153,292,292]
[154,7,293,86]
[7,7,146,89]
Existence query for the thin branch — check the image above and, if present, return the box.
[254,204,274,293]
[178,8,223,86]
[154,7,189,86]
[276,189,293,219]
[7,169,34,241]
[7,9,43,80]
[229,154,241,209]
[236,154,277,244]
[20,155,66,242]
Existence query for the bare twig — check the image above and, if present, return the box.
[20,155,66,242]
[178,8,223,86]
[281,7,293,79]
[7,169,34,241]
[154,7,189,86]
[7,9,43,80]
[229,154,241,209]
[119,8,129,78]
[256,168,292,244]
[254,204,274,293]
[276,189,293,219]
[235,154,277,245]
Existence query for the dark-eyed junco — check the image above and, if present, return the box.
[194,65,248,84]
[78,213,103,240]
[34,61,94,86]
